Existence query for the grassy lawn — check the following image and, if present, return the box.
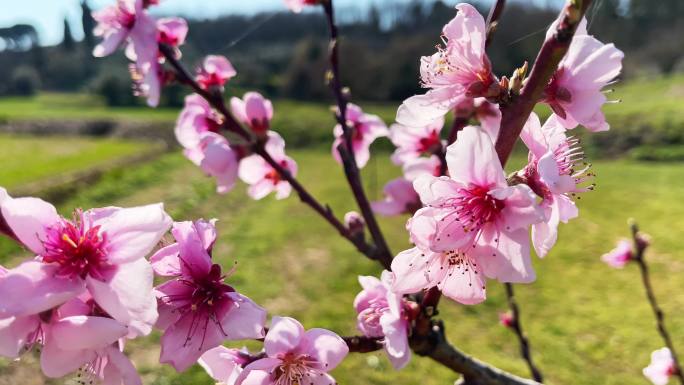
[2,148,683,385]
[0,133,150,189]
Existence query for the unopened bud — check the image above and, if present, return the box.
[509,61,528,95]
[345,211,365,240]
[499,312,515,328]
[636,233,651,250]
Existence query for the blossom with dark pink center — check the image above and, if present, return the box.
[601,239,633,269]
[644,347,677,385]
[542,19,623,132]
[0,194,170,337]
[152,220,266,372]
[389,117,444,165]
[354,271,411,369]
[518,113,593,257]
[235,316,348,385]
[231,92,274,136]
[392,126,543,304]
[332,103,388,169]
[156,17,188,58]
[371,178,421,217]
[197,55,237,90]
[397,4,497,127]
[176,95,240,194]
[239,132,297,200]
[93,0,162,106]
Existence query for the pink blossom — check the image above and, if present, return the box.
[239,132,298,200]
[231,92,274,135]
[284,0,320,13]
[389,117,444,165]
[644,347,677,385]
[235,316,348,385]
[176,95,240,194]
[542,19,624,132]
[332,103,388,169]
[402,155,442,181]
[371,178,421,217]
[152,220,266,372]
[199,346,253,385]
[197,55,237,90]
[39,296,142,385]
[156,17,188,59]
[397,4,496,127]
[518,113,592,257]
[498,312,514,328]
[601,239,633,269]
[354,271,410,369]
[392,126,543,304]
[93,0,162,106]
[0,196,170,337]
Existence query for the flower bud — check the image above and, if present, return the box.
[345,211,365,240]
[499,312,515,328]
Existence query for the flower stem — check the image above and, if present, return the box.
[631,222,684,385]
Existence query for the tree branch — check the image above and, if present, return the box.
[631,221,684,385]
[343,335,385,353]
[159,43,381,266]
[504,283,544,382]
[321,0,393,269]
[411,320,541,385]
[495,0,593,165]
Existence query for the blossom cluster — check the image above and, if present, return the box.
[0,189,348,385]
[0,0,641,384]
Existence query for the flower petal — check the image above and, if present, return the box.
[264,316,304,357]
[1,197,60,254]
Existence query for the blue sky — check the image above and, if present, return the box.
[1,0,435,46]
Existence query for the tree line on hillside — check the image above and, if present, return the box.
[0,0,682,105]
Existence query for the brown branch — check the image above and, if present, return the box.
[158,43,381,266]
[343,335,385,353]
[485,0,507,48]
[631,221,684,385]
[321,0,393,269]
[411,320,541,385]
[495,0,593,166]
[504,283,544,382]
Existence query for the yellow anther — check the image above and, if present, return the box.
[62,234,78,248]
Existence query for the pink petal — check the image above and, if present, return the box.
[446,125,506,188]
[86,259,158,338]
[1,197,60,255]
[438,259,486,305]
[104,345,143,385]
[379,313,410,369]
[94,203,172,265]
[159,312,227,372]
[51,315,128,350]
[150,243,181,276]
[264,316,304,357]
[391,248,436,294]
[154,280,190,330]
[238,155,268,185]
[199,346,243,382]
[40,334,95,378]
[396,94,453,128]
[221,293,267,340]
[301,328,349,370]
[236,358,280,385]
[172,221,213,279]
[0,260,84,318]
[0,315,40,358]
[494,185,544,231]
[476,227,536,283]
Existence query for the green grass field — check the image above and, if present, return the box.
[1,74,682,156]
[0,133,148,188]
[1,148,683,385]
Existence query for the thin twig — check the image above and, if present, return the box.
[485,0,507,48]
[343,335,385,353]
[631,222,684,385]
[159,43,381,265]
[321,0,393,269]
[504,283,544,382]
